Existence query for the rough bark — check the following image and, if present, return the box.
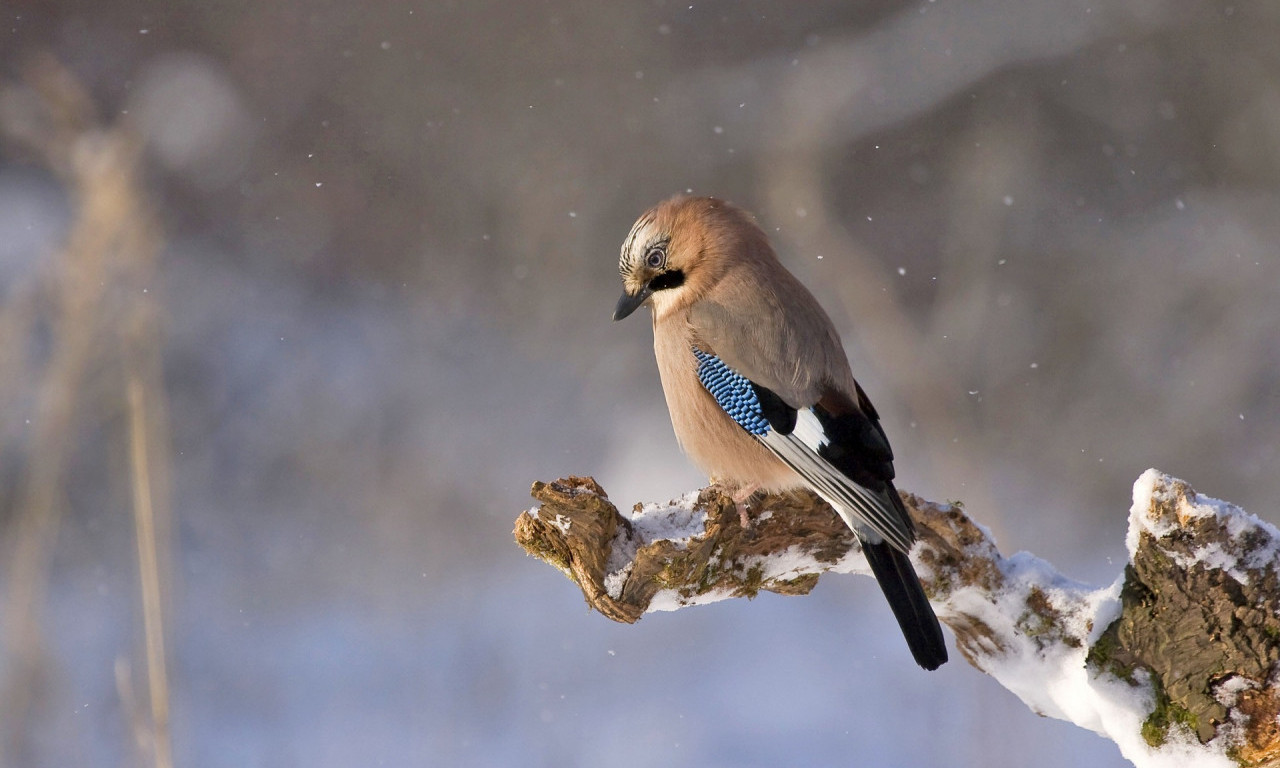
[514,472,1279,767]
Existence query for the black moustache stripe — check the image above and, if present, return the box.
[649,269,685,292]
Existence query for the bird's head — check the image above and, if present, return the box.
[613,195,762,321]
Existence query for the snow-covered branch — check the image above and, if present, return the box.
[514,470,1279,768]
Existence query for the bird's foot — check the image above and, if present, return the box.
[733,486,760,529]
[708,479,761,529]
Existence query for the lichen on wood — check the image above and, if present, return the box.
[514,477,860,623]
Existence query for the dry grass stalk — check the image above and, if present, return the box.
[127,375,173,768]
[0,54,175,767]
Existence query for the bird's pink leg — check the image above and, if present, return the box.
[710,477,761,528]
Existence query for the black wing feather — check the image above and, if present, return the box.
[749,382,797,435]
[810,383,895,490]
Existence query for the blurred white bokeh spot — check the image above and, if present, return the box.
[131,52,255,190]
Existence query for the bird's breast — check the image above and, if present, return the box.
[652,315,798,491]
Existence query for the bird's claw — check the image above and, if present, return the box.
[710,478,761,530]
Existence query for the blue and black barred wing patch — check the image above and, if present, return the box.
[691,347,772,435]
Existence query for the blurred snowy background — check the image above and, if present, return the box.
[1,0,1277,766]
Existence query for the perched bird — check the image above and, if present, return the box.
[612,195,947,670]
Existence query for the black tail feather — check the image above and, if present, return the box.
[861,539,948,671]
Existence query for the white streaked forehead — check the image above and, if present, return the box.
[618,209,661,277]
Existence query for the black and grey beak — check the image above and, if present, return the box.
[612,286,653,321]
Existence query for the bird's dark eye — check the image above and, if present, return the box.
[644,246,665,269]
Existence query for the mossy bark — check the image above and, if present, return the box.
[1090,477,1280,765]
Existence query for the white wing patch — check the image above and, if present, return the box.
[790,408,830,449]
